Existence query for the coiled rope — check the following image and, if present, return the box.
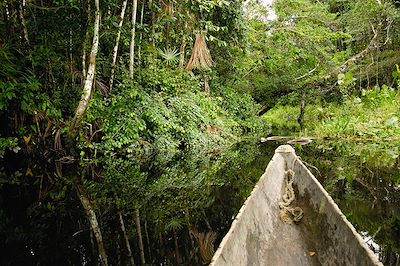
[279,169,304,224]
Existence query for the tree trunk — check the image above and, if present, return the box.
[144,219,152,263]
[135,209,146,265]
[109,0,128,92]
[204,76,210,96]
[179,22,188,68]
[151,10,156,46]
[138,0,145,67]
[297,90,306,131]
[72,0,100,132]
[118,211,135,265]
[3,3,12,36]
[82,28,89,78]
[19,0,30,45]
[82,1,91,77]
[69,16,73,66]
[173,228,182,264]
[179,37,186,68]
[105,5,111,30]
[76,184,108,266]
[90,227,97,258]
[159,232,165,260]
[129,0,138,79]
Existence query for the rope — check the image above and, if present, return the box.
[298,156,321,177]
[279,169,304,224]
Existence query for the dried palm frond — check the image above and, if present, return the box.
[186,33,213,71]
[70,66,109,96]
[189,227,217,264]
[95,79,109,97]
[162,0,175,16]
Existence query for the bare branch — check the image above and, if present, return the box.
[295,67,317,80]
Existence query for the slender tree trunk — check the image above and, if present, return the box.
[109,0,128,92]
[135,209,146,265]
[76,184,108,266]
[144,219,152,263]
[297,90,306,131]
[138,0,145,67]
[69,16,73,88]
[173,228,182,264]
[90,227,97,257]
[72,0,100,132]
[204,75,210,96]
[4,3,12,36]
[82,28,89,77]
[151,10,155,46]
[129,0,138,79]
[159,232,165,260]
[117,233,122,266]
[19,0,29,45]
[179,23,187,68]
[105,5,111,30]
[179,39,186,68]
[82,1,91,77]
[118,211,135,265]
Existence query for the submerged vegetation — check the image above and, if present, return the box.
[1,0,400,264]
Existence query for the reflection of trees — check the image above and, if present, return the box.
[134,140,276,264]
[0,159,95,265]
[1,140,270,264]
[296,140,400,264]
[2,140,397,264]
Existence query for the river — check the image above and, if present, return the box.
[0,138,399,265]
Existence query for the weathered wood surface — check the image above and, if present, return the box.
[210,145,382,266]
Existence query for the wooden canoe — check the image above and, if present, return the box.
[210,145,382,266]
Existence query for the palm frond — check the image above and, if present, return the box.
[164,217,184,232]
[158,47,180,66]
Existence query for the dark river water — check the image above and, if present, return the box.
[286,139,400,266]
[1,138,399,265]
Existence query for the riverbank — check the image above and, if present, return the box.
[263,86,400,140]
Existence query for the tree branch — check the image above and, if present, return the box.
[339,24,380,73]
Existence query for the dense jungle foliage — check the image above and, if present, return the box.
[1,0,400,265]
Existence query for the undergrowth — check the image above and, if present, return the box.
[81,67,269,166]
[263,85,400,139]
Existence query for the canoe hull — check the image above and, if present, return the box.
[210,145,382,266]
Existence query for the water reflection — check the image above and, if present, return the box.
[283,139,400,266]
[0,139,399,265]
